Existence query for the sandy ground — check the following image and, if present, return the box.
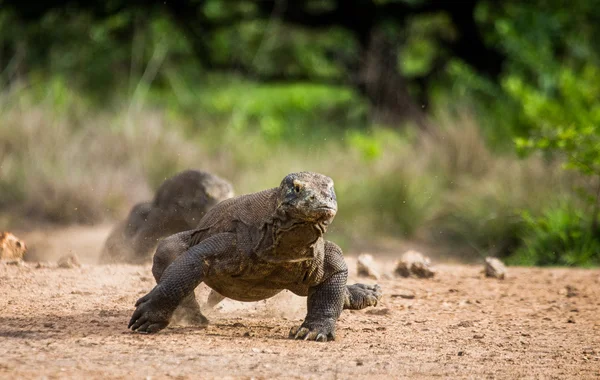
[1,226,599,379]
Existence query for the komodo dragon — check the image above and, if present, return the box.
[99,170,234,264]
[129,172,382,341]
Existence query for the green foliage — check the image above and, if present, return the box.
[2,1,600,266]
[509,204,600,267]
[510,65,600,176]
[188,81,368,141]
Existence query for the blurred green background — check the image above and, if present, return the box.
[1,0,599,266]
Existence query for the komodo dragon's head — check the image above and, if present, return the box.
[277,172,337,227]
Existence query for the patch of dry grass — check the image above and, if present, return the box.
[0,88,578,258]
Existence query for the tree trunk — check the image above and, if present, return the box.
[360,30,431,130]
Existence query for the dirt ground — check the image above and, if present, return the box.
[1,226,599,379]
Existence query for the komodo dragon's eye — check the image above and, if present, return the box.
[292,180,303,193]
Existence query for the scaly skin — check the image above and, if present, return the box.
[99,170,234,264]
[129,172,382,342]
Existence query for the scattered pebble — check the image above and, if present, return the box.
[357,253,380,280]
[0,232,27,261]
[484,257,506,279]
[365,308,391,316]
[57,253,81,269]
[565,285,578,298]
[391,289,415,299]
[456,321,474,328]
[394,250,435,279]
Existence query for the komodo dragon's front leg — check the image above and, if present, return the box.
[289,267,347,342]
[289,241,382,342]
[128,233,236,333]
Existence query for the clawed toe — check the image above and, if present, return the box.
[289,322,335,342]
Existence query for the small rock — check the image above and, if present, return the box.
[456,320,474,328]
[567,317,576,324]
[565,285,578,298]
[57,253,81,269]
[357,253,380,280]
[365,308,390,316]
[457,351,465,356]
[0,232,27,261]
[5,260,25,266]
[484,257,506,279]
[394,250,435,279]
[473,334,485,339]
[391,289,415,299]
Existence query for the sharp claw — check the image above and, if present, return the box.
[130,317,147,331]
[316,333,327,342]
[304,331,319,341]
[288,326,299,338]
[147,323,167,333]
[128,310,142,328]
[137,321,151,332]
[294,327,309,340]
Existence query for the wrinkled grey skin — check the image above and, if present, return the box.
[99,170,234,264]
[128,172,382,342]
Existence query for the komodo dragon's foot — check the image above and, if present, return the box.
[344,283,382,310]
[128,288,174,333]
[289,318,336,342]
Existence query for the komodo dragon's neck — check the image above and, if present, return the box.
[256,207,326,263]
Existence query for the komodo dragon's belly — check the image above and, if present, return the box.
[203,260,309,302]
[203,277,284,302]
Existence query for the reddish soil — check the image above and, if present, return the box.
[1,226,599,379]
